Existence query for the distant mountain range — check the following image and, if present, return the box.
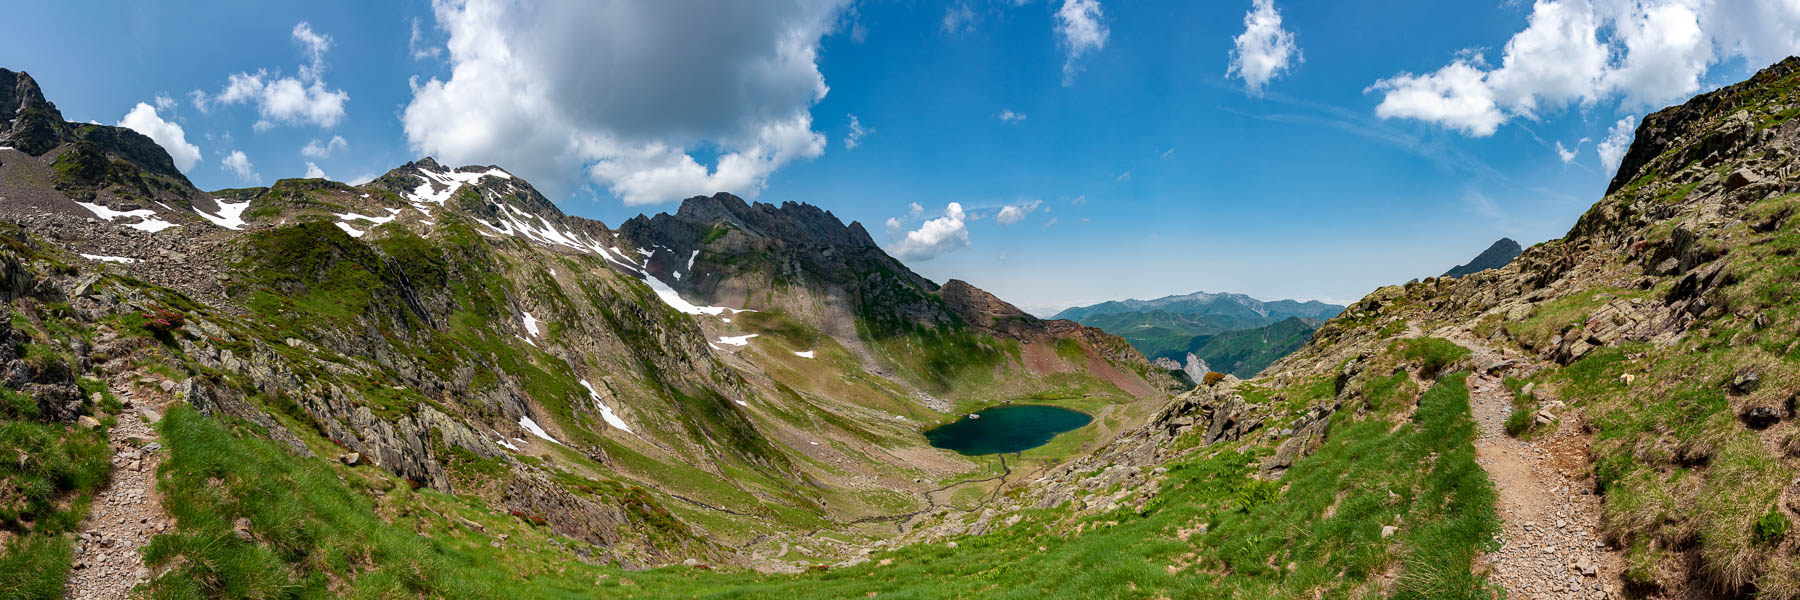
[1442,238,1522,278]
[1054,291,1344,378]
[1051,291,1342,323]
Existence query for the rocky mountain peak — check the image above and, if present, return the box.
[1442,237,1522,278]
[0,68,57,124]
[409,156,446,172]
[939,278,1036,327]
[1,68,68,155]
[659,193,877,250]
[365,158,576,228]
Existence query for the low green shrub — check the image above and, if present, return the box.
[1392,338,1471,378]
[1235,479,1280,511]
[1504,408,1534,437]
[1755,509,1791,546]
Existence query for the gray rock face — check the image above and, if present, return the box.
[0,68,65,156]
[177,377,312,458]
[1261,405,1334,477]
[1183,353,1210,384]
[1204,395,1262,445]
[0,286,83,423]
[502,470,633,552]
[1731,368,1762,395]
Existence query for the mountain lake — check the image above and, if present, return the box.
[924,404,1093,455]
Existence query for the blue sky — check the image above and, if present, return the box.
[6,0,1797,314]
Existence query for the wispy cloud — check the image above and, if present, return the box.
[1055,0,1108,85]
[844,114,871,149]
[942,3,976,35]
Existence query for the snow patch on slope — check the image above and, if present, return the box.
[195,197,252,230]
[518,415,560,444]
[73,200,179,233]
[579,379,633,433]
[717,334,758,347]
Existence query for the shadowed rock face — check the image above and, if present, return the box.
[618,193,934,299]
[1443,238,1522,278]
[1605,57,1800,196]
[0,68,65,156]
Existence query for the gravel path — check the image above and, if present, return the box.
[65,404,170,600]
[1447,331,1623,599]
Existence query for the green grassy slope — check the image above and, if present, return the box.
[125,339,1498,599]
[1186,317,1323,378]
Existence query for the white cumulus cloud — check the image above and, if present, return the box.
[221,150,260,183]
[300,135,347,159]
[887,202,970,261]
[116,102,201,172]
[403,0,848,205]
[193,22,350,130]
[1597,115,1637,174]
[1226,0,1301,95]
[997,109,1027,124]
[1368,0,1800,138]
[995,199,1042,225]
[1056,0,1108,85]
[304,162,327,179]
[1369,57,1505,136]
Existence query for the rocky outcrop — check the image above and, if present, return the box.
[1182,353,1210,384]
[1260,404,1333,477]
[1203,395,1262,445]
[177,377,311,457]
[502,470,631,549]
[0,68,65,156]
